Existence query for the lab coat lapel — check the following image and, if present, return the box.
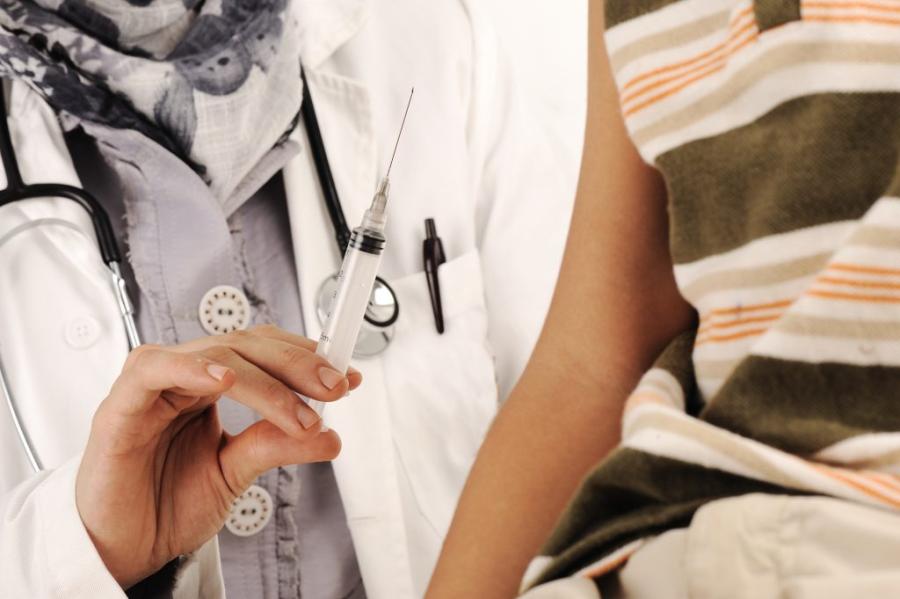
[295,0,370,69]
[283,68,417,598]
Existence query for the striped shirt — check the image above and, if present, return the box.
[526,0,900,590]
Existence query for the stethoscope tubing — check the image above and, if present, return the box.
[0,84,140,474]
[300,68,352,255]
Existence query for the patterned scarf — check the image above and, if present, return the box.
[0,0,303,202]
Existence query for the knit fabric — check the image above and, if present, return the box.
[524,0,900,591]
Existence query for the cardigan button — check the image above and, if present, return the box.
[199,285,250,335]
[224,485,273,537]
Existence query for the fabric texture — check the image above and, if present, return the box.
[0,0,303,202]
[532,493,900,599]
[525,0,900,591]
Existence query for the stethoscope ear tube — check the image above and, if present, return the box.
[300,68,352,255]
[0,184,122,264]
[0,88,122,265]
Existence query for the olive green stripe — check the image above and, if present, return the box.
[703,356,900,454]
[651,329,702,414]
[610,9,731,72]
[536,448,805,585]
[778,313,900,340]
[634,40,900,147]
[605,0,682,29]
[886,161,900,197]
[658,93,900,263]
[754,0,801,32]
[849,225,900,249]
[683,251,829,299]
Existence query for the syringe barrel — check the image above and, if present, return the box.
[307,226,385,416]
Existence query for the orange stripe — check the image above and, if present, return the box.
[803,0,900,14]
[621,6,756,93]
[862,470,900,494]
[697,313,782,335]
[814,464,900,507]
[701,299,794,319]
[830,262,900,276]
[695,327,768,346]
[818,275,900,290]
[621,20,758,105]
[808,289,900,303]
[625,393,672,413]
[805,13,900,25]
[578,546,640,580]
[624,33,759,116]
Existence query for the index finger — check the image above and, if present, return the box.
[248,325,363,388]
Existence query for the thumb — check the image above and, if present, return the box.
[218,421,342,494]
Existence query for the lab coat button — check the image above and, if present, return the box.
[199,285,250,335]
[225,484,273,537]
[64,316,101,349]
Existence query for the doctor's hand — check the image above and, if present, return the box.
[74,325,361,589]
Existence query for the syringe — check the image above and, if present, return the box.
[307,90,414,417]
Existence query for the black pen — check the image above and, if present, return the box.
[423,218,446,334]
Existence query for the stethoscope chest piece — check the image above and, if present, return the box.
[316,273,397,357]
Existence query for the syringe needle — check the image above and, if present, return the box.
[386,88,415,180]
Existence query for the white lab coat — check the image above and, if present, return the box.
[0,0,574,597]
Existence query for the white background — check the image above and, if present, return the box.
[486,0,588,191]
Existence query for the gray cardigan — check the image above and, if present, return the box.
[67,125,366,599]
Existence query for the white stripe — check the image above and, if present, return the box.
[520,556,554,593]
[635,368,686,411]
[693,335,762,362]
[622,404,900,506]
[673,221,854,290]
[860,195,900,222]
[696,376,726,401]
[752,328,900,366]
[626,426,764,480]
[815,433,900,467]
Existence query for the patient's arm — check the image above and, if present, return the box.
[425,2,695,597]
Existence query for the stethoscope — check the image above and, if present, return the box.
[0,72,398,472]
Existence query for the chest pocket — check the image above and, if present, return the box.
[380,248,498,537]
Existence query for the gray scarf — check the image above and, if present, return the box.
[0,0,303,202]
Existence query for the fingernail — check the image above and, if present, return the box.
[297,405,321,429]
[318,367,345,390]
[207,363,230,381]
[348,366,361,377]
